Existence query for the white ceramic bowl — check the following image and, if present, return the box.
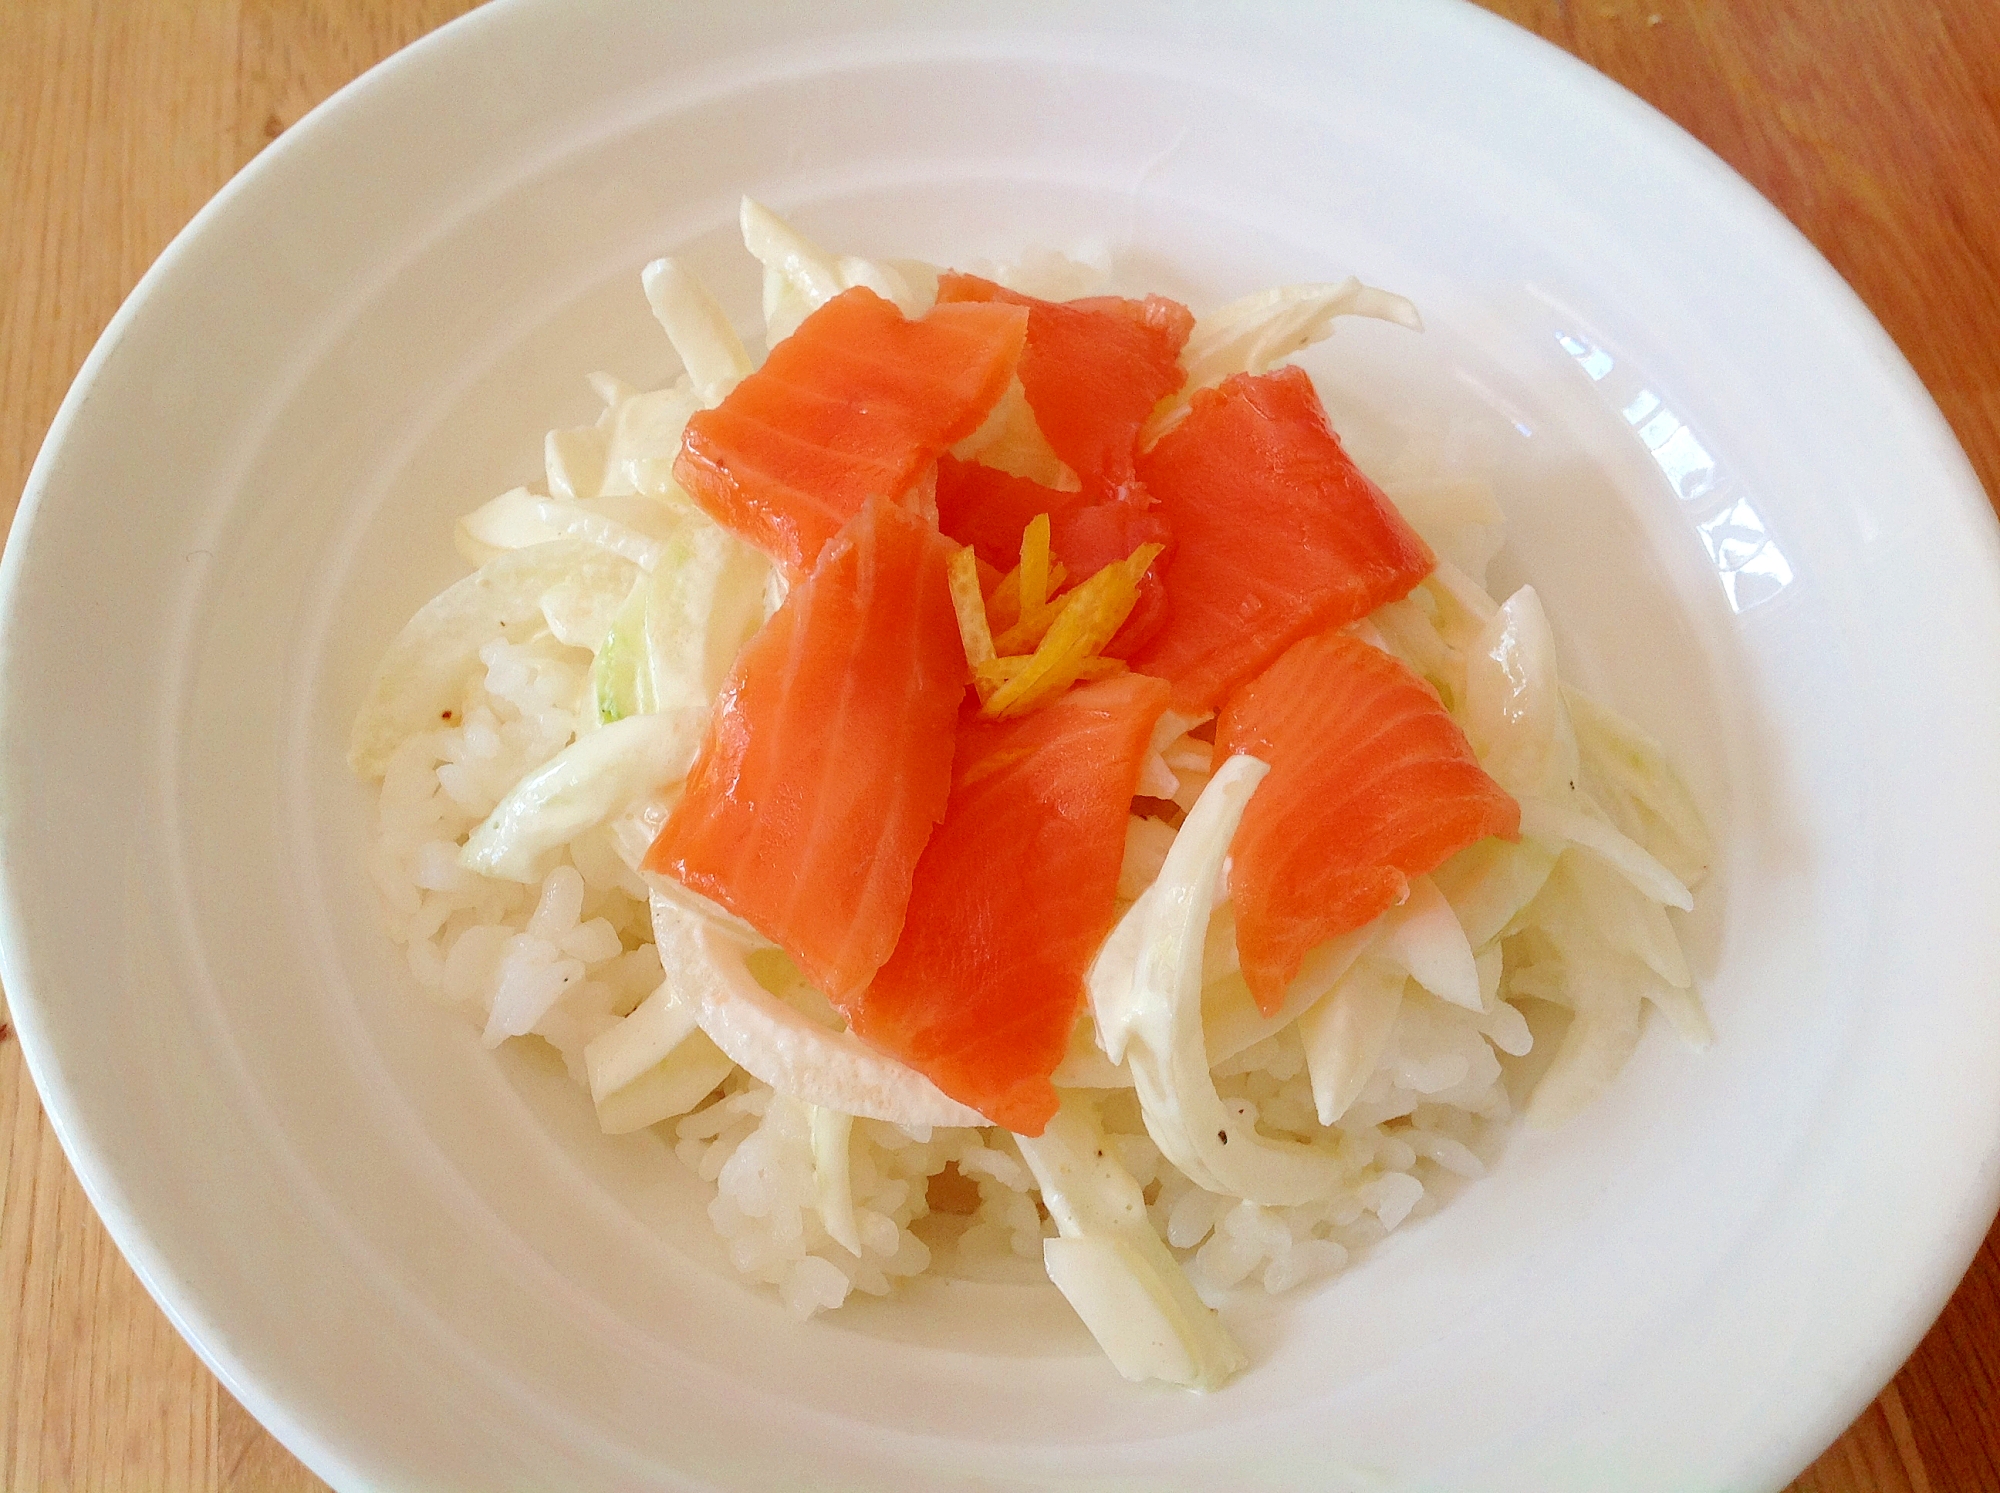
[7,3,1999,1489]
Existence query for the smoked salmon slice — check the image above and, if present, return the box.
[857,673,1172,1134]
[674,287,1028,577]
[1050,496,1174,658]
[645,496,970,1003]
[934,273,1192,496]
[1130,366,1435,715]
[934,455,1061,572]
[1217,628,1519,1015]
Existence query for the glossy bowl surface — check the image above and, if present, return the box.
[5,3,1999,1489]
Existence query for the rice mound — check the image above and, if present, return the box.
[357,216,1711,1372]
[368,632,1516,1319]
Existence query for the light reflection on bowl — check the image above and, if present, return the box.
[1558,329,1796,613]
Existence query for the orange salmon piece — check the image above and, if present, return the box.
[935,273,1191,496]
[1218,629,1519,1015]
[1131,366,1435,715]
[857,673,1172,1133]
[645,497,970,1002]
[674,287,1028,577]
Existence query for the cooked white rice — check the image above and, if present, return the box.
[355,208,1711,1377]
[366,628,1534,1320]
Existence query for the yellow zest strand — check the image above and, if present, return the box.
[972,652,1128,704]
[947,545,995,670]
[985,563,1022,634]
[971,653,1032,707]
[981,542,1163,719]
[985,558,1065,637]
[993,587,1073,655]
[973,652,1027,684]
[1019,513,1053,619]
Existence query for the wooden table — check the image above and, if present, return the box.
[2,3,1995,1488]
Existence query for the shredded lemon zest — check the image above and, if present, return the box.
[986,564,1022,632]
[971,653,1026,705]
[1019,513,1053,618]
[987,557,1066,635]
[981,542,1162,719]
[993,589,1072,655]
[972,651,1126,698]
[947,545,995,670]
[960,511,1158,714]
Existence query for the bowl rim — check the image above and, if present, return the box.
[0,3,518,1481]
[4,1,1998,1488]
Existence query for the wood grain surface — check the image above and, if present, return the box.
[2,3,1996,1489]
